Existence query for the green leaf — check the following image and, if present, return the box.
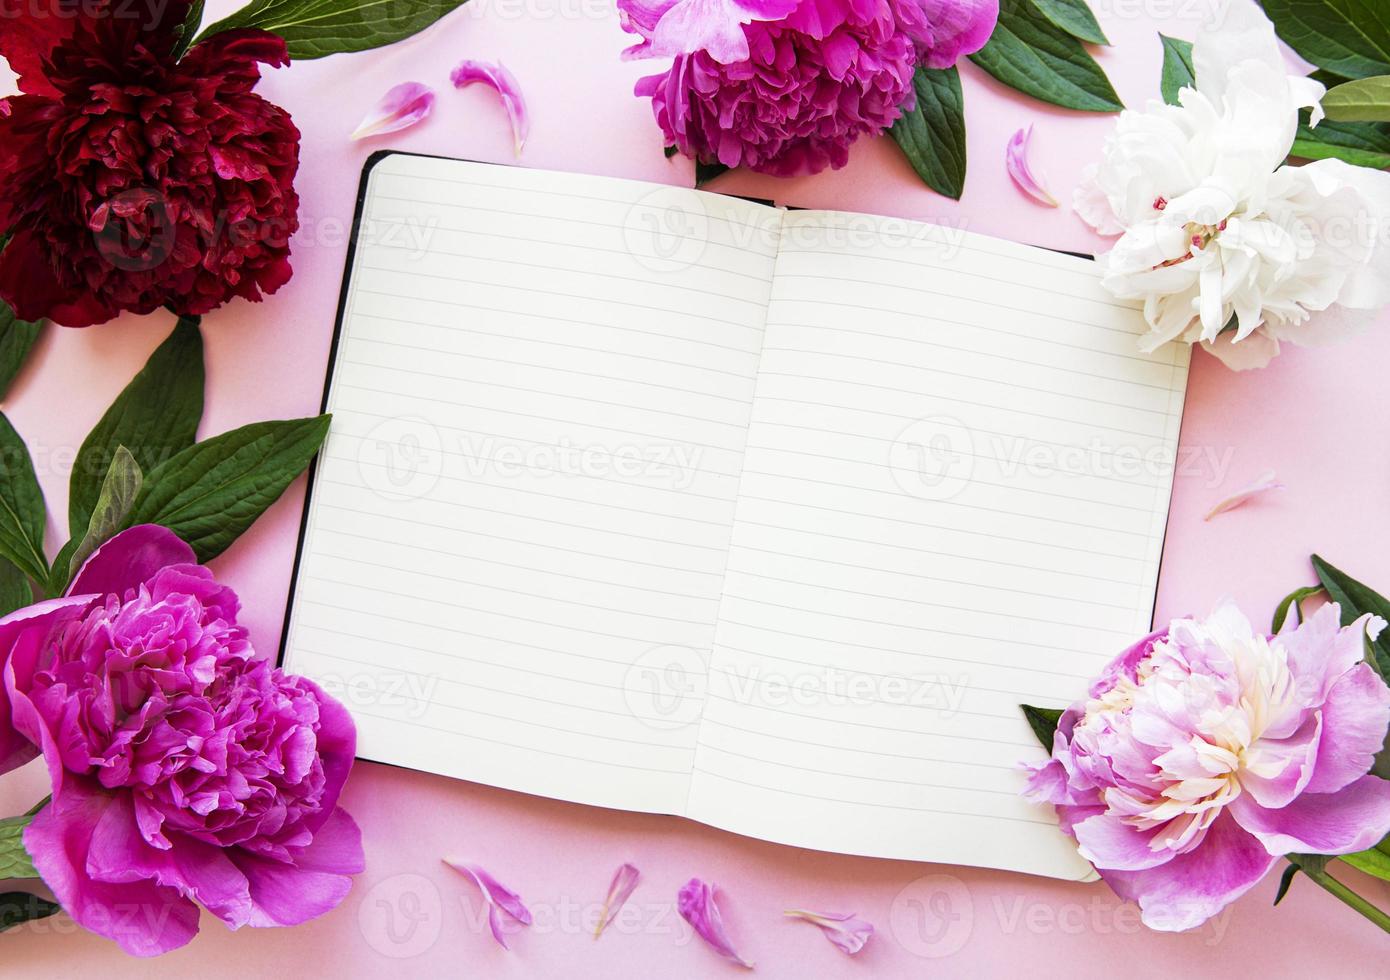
[172,0,206,59]
[1291,118,1390,168]
[66,447,143,585]
[0,814,36,880]
[1158,34,1195,106]
[890,66,967,200]
[1272,585,1323,633]
[127,416,332,563]
[1322,76,1390,122]
[1340,834,1390,882]
[695,160,731,187]
[0,892,60,933]
[197,0,474,61]
[0,300,43,401]
[1310,554,1390,678]
[69,317,203,542]
[1273,862,1300,905]
[969,3,1123,113]
[0,413,48,585]
[1021,703,1064,750]
[0,560,31,618]
[1029,0,1108,45]
[1262,0,1390,79]
[663,145,679,159]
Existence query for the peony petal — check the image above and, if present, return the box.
[1100,812,1277,932]
[350,82,436,141]
[23,783,201,957]
[619,0,799,64]
[1203,470,1283,520]
[1230,774,1390,856]
[594,862,640,939]
[230,809,363,928]
[1200,329,1281,370]
[1005,125,1058,208]
[444,859,532,949]
[784,908,874,955]
[0,596,92,776]
[450,60,530,155]
[67,524,196,599]
[677,878,754,969]
[1306,662,1390,794]
[1072,811,1174,871]
[899,0,1001,69]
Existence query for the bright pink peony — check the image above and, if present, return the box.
[1025,601,1390,931]
[0,0,301,327]
[618,0,998,176]
[0,526,362,956]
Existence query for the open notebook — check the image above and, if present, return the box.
[280,152,1190,880]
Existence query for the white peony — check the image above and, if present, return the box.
[1075,0,1390,370]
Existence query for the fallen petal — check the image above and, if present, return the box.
[1204,470,1284,520]
[444,859,533,949]
[677,878,753,969]
[595,863,640,939]
[450,59,530,155]
[350,82,436,141]
[785,908,874,955]
[1006,125,1058,208]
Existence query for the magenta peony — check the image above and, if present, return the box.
[1025,601,1390,931]
[0,526,362,956]
[618,0,998,176]
[0,0,301,327]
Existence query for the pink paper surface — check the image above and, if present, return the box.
[2,2,1387,974]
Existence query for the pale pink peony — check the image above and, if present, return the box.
[1025,600,1390,930]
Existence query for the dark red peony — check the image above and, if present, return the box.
[0,0,301,327]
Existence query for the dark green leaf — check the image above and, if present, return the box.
[970,3,1123,112]
[69,316,203,541]
[0,413,48,584]
[0,300,42,401]
[1021,703,1064,750]
[1030,0,1108,45]
[127,416,331,563]
[1273,862,1300,905]
[172,0,206,59]
[1291,122,1390,168]
[1322,75,1390,122]
[1340,833,1390,882]
[1159,34,1195,106]
[1272,584,1323,633]
[1311,554,1390,678]
[1262,0,1390,78]
[0,560,31,618]
[891,66,967,200]
[0,814,36,880]
[66,447,143,585]
[0,892,59,933]
[695,160,730,186]
[197,0,474,61]
[45,540,78,599]
[663,145,679,159]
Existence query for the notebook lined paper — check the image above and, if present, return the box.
[281,155,1190,878]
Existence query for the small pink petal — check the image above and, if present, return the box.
[595,863,640,939]
[350,82,436,141]
[1006,125,1058,208]
[1204,470,1284,521]
[677,878,754,969]
[784,908,874,955]
[444,859,533,949]
[450,59,530,155]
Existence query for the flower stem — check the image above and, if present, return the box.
[1288,856,1390,934]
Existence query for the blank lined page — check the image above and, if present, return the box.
[281,155,782,814]
[684,209,1189,878]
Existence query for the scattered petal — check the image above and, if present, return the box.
[784,908,874,955]
[677,878,754,969]
[350,82,436,141]
[1204,470,1284,520]
[595,863,641,939]
[450,59,530,155]
[1006,125,1058,208]
[444,859,533,949]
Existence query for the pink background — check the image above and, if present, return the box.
[3,0,1388,974]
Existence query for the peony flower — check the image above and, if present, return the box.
[619,0,998,176]
[1024,600,1390,931]
[1074,0,1390,370]
[0,0,301,327]
[0,525,362,956]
